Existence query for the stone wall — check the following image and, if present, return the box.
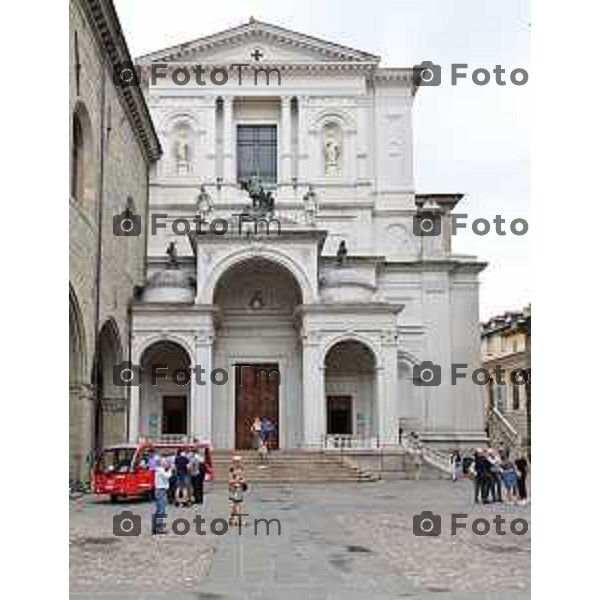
[69,0,158,480]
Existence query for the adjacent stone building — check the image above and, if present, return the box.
[481,305,531,456]
[128,19,488,452]
[69,0,161,480]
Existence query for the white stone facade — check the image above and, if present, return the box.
[131,19,487,450]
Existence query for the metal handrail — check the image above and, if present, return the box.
[490,406,518,438]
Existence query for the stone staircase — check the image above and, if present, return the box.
[487,406,521,454]
[210,449,377,483]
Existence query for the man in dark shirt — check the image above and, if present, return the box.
[515,454,529,503]
[474,450,492,503]
[174,449,190,506]
[175,449,189,475]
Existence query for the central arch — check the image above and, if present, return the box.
[199,247,315,305]
[211,257,304,449]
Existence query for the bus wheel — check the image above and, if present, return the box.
[110,494,118,503]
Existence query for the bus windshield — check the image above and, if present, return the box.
[96,448,136,473]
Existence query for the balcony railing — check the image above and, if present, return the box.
[324,434,380,450]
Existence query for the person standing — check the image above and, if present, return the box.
[515,453,529,504]
[148,447,159,472]
[188,450,199,504]
[501,455,518,503]
[228,456,247,527]
[174,449,190,507]
[258,438,268,463]
[412,441,423,481]
[152,458,171,535]
[261,417,275,449]
[250,417,262,450]
[487,448,503,502]
[450,449,462,482]
[194,448,206,505]
[473,449,491,503]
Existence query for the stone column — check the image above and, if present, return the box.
[128,382,140,443]
[297,95,309,183]
[302,335,326,448]
[204,97,219,182]
[222,96,235,184]
[70,383,95,481]
[280,95,292,184]
[376,338,399,446]
[194,330,214,442]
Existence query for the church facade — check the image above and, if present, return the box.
[129,19,487,451]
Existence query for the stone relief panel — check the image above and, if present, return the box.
[386,114,406,158]
[385,223,418,259]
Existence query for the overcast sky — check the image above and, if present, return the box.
[115,0,530,321]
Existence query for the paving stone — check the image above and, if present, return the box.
[70,479,530,598]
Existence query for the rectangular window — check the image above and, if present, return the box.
[237,125,277,184]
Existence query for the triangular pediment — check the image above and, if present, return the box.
[136,19,380,65]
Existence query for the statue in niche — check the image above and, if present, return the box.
[303,185,318,225]
[196,184,213,218]
[324,136,341,175]
[174,138,190,174]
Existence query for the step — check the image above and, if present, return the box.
[208,450,366,482]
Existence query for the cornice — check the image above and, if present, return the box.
[383,258,488,273]
[136,18,380,65]
[372,68,419,92]
[416,193,464,211]
[81,0,162,162]
[137,62,378,79]
[297,302,405,316]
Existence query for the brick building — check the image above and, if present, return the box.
[481,305,531,456]
[69,0,161,480]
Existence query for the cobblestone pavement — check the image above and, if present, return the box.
[70,479,530,599]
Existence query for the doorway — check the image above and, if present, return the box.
[162,395,187,435]
[327,395,353,435]
[235,364,279,449]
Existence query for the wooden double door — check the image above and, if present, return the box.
[235,363,280,449]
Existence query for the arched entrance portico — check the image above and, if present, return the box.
[69,286,89,479]
[139,340,192,440]
[324,340,377,446]
[211,257,303,449]
[92,319,124,450]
